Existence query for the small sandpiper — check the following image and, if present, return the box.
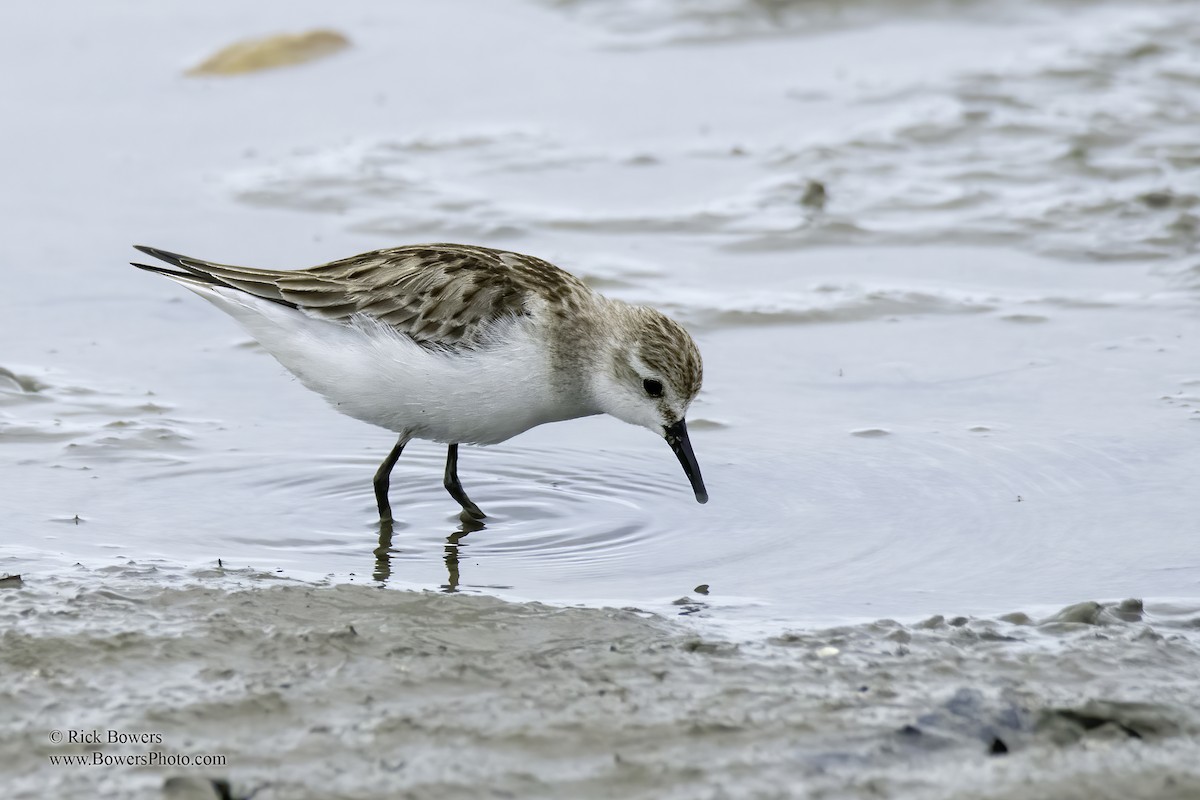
[132,243,708,521]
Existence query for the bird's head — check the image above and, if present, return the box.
[591,305,708,503]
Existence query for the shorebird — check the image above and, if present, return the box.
[132,243,708,521]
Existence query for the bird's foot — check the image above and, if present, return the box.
[460,503,486,521]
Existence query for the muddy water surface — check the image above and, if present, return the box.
[3,0,1200,796]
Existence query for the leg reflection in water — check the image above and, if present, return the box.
[373,516,486,590]
[373,519,396,584]
[441,516,486,592]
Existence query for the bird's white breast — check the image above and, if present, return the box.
[197,286,588,445]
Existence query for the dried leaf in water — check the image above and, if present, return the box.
[187,30,350,76]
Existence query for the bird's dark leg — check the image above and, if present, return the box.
[373,436,408,522]
[444,444,486,519]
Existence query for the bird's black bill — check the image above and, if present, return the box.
[664,419,708,504]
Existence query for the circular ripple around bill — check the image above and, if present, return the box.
[188,441,697,584]
[369,445,680,572]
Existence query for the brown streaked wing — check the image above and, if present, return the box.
[137,241,590,347]
[206,243,591,347]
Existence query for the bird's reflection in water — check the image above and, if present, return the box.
[440,516,486,592]
[372,521,394,583]
[373,514,487,591]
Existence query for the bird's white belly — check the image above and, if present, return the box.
[202,288,582,445]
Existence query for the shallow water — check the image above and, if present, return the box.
[4,0,1200,624]
[3,0,1200,794]
[2,0,1200,623]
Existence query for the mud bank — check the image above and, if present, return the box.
[5,570,1199,799]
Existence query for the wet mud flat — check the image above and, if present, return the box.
[4,569,1200,799]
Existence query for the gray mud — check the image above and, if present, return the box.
[5,0,1200,796]
[5,570,1200,798]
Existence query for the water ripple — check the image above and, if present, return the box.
[172,442,693,588]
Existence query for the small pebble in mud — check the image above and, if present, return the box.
[693,584,710,595]
[1140,190,1174,209]
[162,776,237,800]
[800,179,827,210]
[815,646,839,658]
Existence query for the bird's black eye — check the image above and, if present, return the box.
[643,378,664,398]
